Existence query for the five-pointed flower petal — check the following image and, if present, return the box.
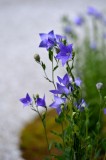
[56,43,73,66]
[20,93,32,107]
[36,95,46,107]
[39,30,56,50]
[50,83,71,95]
[50,96,66,115]
[57,74,70,87]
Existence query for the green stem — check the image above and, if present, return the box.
[98,90,102,122]
[61,122,65,151]
[37,108,50,154]
[85,109,89,159]
[52,58,56,89]
[66,60,75,81]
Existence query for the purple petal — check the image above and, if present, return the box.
[56,107,62,115]
[20,98,28,106]
[20,93,32,106]
[75,78,82,87]
[39,33,48,40]
[103,108,106,115]
[57,83,69,94]
[48,30,55,38]
[39,40,48,48]
[36,96,46,107]
[57,76,63,84]
[50,89,60,94]
[63,74,70,86]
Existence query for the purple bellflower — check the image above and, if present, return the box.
[56,43,73,66]
[39,30,66,50]
[50,95,66,115]
[20,93,32,107]
[50,74,72,95]
[74,16,84,26]
[90,42,97,50]
[103,33,106,39]
[57,74,70,87]
[103,108,106,115]
[50,83,71,95]
[75,99,87,111]
[39,30,56,50]
[58,74,82,87]
[87,7,102,19]
[64,26,72,34]
[56,34,66,44]
[74,77,82,87]
[36,95,46,107]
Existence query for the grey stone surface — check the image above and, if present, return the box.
[0,0,105,159]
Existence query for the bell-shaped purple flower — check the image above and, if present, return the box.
[74,77,82,87]
[56,43,73,66]
[87,7,102,19]
[75,99,87,111]
[50,95,66,115]
[56,34,66,44]
[39,30,56,50]
[64,26,72,34]
[90,42,97,50]
[57,74,70,87]
[20,93,32,107]
[103,108,106,115]
[50,83,71,95]
[74,16,84,26]
[36,95,46,107]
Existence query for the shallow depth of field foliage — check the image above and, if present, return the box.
[20,6,106,160]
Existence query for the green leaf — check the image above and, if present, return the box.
[53,65,58,71]
[50,130,61,137]
[54,142,63,151]
[41,62,46,70]
[49,141,54,151]
[49,50,53,61]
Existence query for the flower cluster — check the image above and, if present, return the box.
[20,29,106,159]
[20,30,85,116]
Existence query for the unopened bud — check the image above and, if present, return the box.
[96,82,103,90]
[61,104,64,110]
[34,54,40,62]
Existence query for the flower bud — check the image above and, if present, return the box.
[96,82,103,90]
[34,54,40,62]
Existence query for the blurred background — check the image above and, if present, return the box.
[0,0,106,159]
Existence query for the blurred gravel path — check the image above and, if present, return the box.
[0,0,105,159]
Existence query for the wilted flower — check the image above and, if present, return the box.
[50,96,66,115]
[96,82,103,90]
[20,93,32,107]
